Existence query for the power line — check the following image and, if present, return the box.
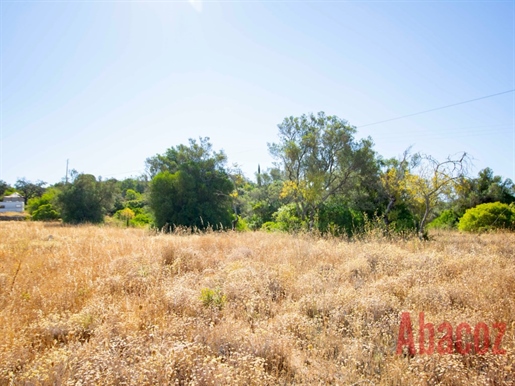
[372,123,512,140]
[376,127,512,143]
[357,89,515,128]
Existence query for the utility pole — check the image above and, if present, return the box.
[65,159,69,184]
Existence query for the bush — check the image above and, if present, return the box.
[458,202,515,232]
[271,204,305,232]
[200,287,226,310]
[317,201,365,237]
[428,209,459,230]
[32,204,60,221]
[27,188,61,220]
[234,216,250,232]
[131,213,152,227]
[261,221,283,232]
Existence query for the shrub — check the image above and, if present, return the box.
[131,213,152,227]
[261,221,283,232]
[317,201,365,236]
[428,209,459,230]
[458,202,515,232]
[27,188,61,220]
[32,204,60,221]
[234,216,250,231]
[270,204,305,232]
[200,287,226,310]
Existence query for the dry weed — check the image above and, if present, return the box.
[0,223,513,385]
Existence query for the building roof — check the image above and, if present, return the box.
[2,193,24,201]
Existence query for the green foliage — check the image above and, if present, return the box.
[200,287,226,310]
[458,202,515,232]
[242,170,285,230]
[261,203,305,232]
[27,188,61,221]
[261,221,282,232]
[386,202,418,232]
[119,177,148,195]
[27,188,58,210]
[1,187,16,199]
[32,204,60,221]
[131,213,152,226]
[14,178,46,205]
[317,199,365,236]
[269,112,379,226]
[453,168,515,216]
[428,209,459,229]
[58,174,118,224]
[113,207,152,228]
[145,137,227,179]
[0,180,11,198]
[148,138,234,230]
[234,216,250,231]
[124,189,142,201]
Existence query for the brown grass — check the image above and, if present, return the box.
[0,222,514,385]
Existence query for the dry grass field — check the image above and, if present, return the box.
[0,222,514,385]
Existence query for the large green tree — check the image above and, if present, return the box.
[14,178,46,205]
[58,174,117,224]
[268,112,379,229]
[147,138,234,230]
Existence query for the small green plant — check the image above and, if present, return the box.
[458,202,515,232]
[200,287,226,310]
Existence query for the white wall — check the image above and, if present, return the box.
[0,201,24,213]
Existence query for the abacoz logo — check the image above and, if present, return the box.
[396,312,506,355]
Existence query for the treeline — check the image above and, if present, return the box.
[2,112,514,237]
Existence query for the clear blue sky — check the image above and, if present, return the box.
[1,0,513,186]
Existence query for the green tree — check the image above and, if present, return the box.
[247,169,285,229]
[452,168,515,216]
[119,176,148,195]
[14,178,46,205]
[148,138,234,230]
[268,112,379,229]
[145,137,227,179]
[58,174,117,224]
[405,153,470,239]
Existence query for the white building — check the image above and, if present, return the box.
[0,193,25,213]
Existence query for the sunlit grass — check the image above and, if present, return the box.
[0,222,513,385]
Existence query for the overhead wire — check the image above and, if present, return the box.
[357,89,515,128]
[372,123,512,141]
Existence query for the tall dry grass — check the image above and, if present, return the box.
[0,222,513,385]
